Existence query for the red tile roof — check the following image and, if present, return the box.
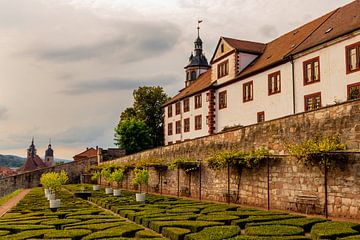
[223,37,266,54]
[0,166,15,178]
[18,155,47,173]
[73,148,97,161]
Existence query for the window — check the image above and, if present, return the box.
[304,92,321,111]
[183,98,190,112]
[167,123,173,136]
[195,94,202,109]
[268,71,281,95]
[347,82,360,100]
[168,141,173,145]
[175,120,181,134]
[243,81,253,102]
[195,115,202,130]
[257,112,265,123]
[346,42,360,74]
[175,102,181,115]
[219,90,227,109]
[221,43,224,53]
[217,60,229,79]
[191,71,197,80]
[167,105,172,118]
[303,57,320,85]
[184,118,190,132]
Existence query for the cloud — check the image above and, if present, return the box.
[34,21,181,64]
[55,125,106,145]
[59,74,180,95]
[0,106,8,120]
[259,25,279,39]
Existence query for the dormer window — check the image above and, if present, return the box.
[217,60,229,79]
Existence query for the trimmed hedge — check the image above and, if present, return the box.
[0,230,9,236]
[43,229,92,239]
[162,227,191,240]
[232,215,302,229]
[82,224,144,239]
[311,222,360,240]
[228,236,310,240]
[149,220,224,233]
[0,224,54,233]
[197,215,239,224]
[200,205,238,214]
[65,222,125,231]
[40,218,81,229]
[167,207,201,214]
[142,215,198,227]
[1,229,48,239]
[245,225,304,237]
[338,235,360,239]
[184,225,241,240]
[135,229,162,238]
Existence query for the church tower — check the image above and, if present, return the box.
[27,137,37,159]
[44,140,54,167]
[184,21,210,87]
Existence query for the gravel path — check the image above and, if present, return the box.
[0,189,31,217]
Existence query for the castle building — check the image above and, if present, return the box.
[18,139,55,172]
[163,0,360,145]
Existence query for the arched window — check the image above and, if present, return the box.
[191,71,197,80]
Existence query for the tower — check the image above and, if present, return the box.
[184,20,210,87]
[27,137,36,159]
[44,139,54,167]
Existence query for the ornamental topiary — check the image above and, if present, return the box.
[132,168,149,193]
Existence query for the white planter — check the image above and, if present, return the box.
[92,185,100,191]
[44,189,50,198]
[113,189,121,196]
[49,199,60,209]
[136,193,146,202]
[47,193,56,201]
[105,188,113,194]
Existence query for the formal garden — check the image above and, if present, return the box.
[1,182,360,240]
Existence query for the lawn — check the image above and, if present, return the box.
[0,184,359,240]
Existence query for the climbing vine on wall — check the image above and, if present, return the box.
[286,135,347,168]
[167,157,200,172]
[205,147,271,171]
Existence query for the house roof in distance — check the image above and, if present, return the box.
[18,155,47,173]
[73,147,97,160]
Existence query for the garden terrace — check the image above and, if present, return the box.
[0,187,164,239]
[61,184,360,240]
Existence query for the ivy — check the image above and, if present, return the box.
[205,147,271,171]
[286,135,347,168]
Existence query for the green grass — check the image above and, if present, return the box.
[0,189,22,206]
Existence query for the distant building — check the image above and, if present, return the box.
[73,147,125,163]
[18,139,55,173]
[0,166,15,178]
[73,147,98,161]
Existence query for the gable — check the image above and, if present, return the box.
[211,38,235,63]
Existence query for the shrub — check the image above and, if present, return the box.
[228,236,310,240]
[0,230,9,236]
[64,222,124,231]
[162,227,191,240]
[135,229,161,238]
[132,168,149,193]
[197,215,239,224]
[167,207,201,214]
[67,214,117,220]
[142,215,197,227]
[0,224,54,233]
[43,229,92,239]
[184,225,241,240]
[311,222,360,240]
[40,218,81,229]
[245,225,304,237]
[91,171,101,182]
[149,220,224,233]
[232,215,301,229]
[200,205,238,214]
[82,224,143,239]
[40,171,68,193]
[2,229,48,239]
[111,168,125,188]
[338,235,360,239]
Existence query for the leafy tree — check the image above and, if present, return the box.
[120,107,136,121]
[114,118,152,154]
[133,86,169,147]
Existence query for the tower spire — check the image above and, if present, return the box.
[197,20,202,38]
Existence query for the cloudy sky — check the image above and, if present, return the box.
[0,0,353,159]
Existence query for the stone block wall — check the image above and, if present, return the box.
[0,158,97,198]
[102,99,360,219]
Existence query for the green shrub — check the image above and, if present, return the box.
[232,215,301,229]
[162,227,191,240]
[245,225,304,237]
[197,215,239,224]
[0,230,9,236]
[127,209,165,221]
[311,222,360,240]
[228,236,310,240]
[142,215,197,227]
[184,225,241,240]
[0,224,54,233]
[149,220,224,233]
[200,205,238,214]
[2,229,48,239]
[65,218,123,227]
[82,224,143,239]
[64,222,124,231]
[246,217,326,232]
[43,229,92,239]
[67,214,116,220]
[66,209,102,216]
[167,207,201,214]
[338,235,360,239]
[135,229,161,238]
[40,218,81,229]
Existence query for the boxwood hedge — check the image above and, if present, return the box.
[162,227,191,240]
[245,225,304,237]
[184,225,241,240]
[310,222,360,240]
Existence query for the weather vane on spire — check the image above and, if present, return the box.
[197,19,203,37]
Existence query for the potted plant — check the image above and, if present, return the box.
[91,171,101,191]
[111,168,124,196]
[40,171,68,212]
[132,168,149,202]
[101,168,113,194]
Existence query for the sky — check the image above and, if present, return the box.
[0,0,353,160]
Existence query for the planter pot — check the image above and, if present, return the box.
[136,193,146,202]
[44,189,50,197]
[92,185,100,191]
[113,189,121,196]
[50,199,60,212]
[47,193,56,201]
[105,188,113,195]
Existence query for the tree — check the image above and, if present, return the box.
[132,86,169,147]
[114,118,152,154]
[120,107,136,121]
